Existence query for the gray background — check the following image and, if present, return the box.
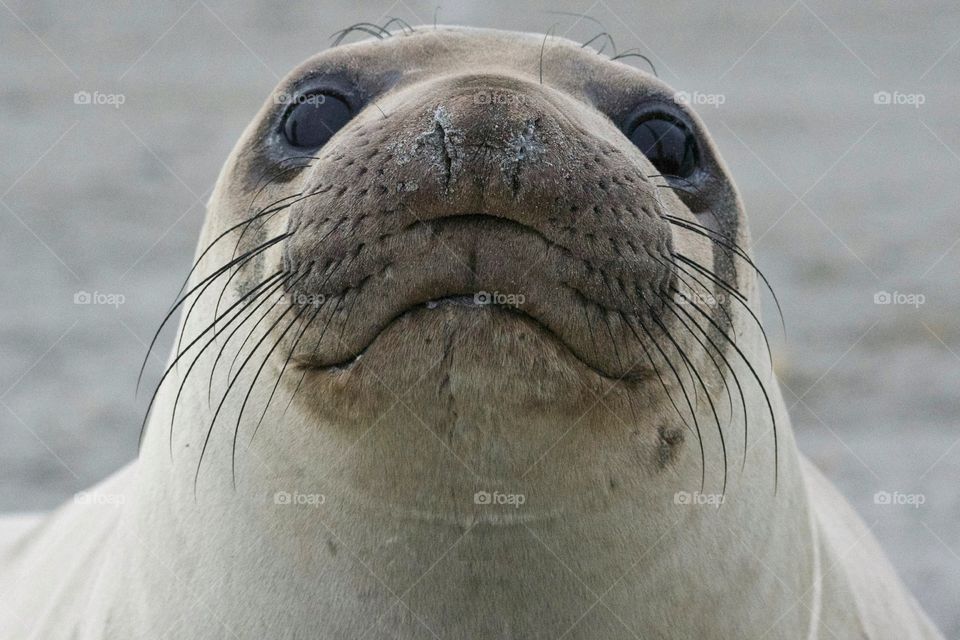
[1,0,958,635]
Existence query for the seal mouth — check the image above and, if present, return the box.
[292,291,652,382]
[285,213,672,381]
[421,294,491,309]
[292,292,654,382]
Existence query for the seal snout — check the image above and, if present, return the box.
[280,71,676,379]
[409,75,551,195]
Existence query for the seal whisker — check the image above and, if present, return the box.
[647,173,702,193]
[137,220,296,391]
[620,314,693,432]
[333,286,364,348]
[173,190,305,314]
[272,256,356,399]
[312,291,349,354]
[220,301,298,491]
[658,280,741,423]
[590,275,658,429]
[666,215,785,333]
[664,214,750,266]
[280,294,346,419]
[580,32,616,56]
[641,250,745,476]
[165,194,302,321]
[246,157,319,209]
[380,17,415,35]
[278,251,359,372]
[171,271,295,457]
[138,232,293,391]
[539,26,556,85]
[668,296,751,472]
[230,296,315,486]
[632,314,706,488]
[609,49,658,76]
[600,311,628,382]
[673,253,773,366]
[665,257,737,333]
[648,174,705,204]
[208,271,295,403]
[597,310,646,430]
[671,249,749,306]
[653,302,703,408]
[194,269,310,494]
[182,218,300,363]
[660,294,735,424]
[224,276,298,384]
[174,267,234,366]
[651,182,700,198]
[649,311,727,495]
[137,269,289,451]
[209,188,341,328]
[331,23,390,46]
[543,10,610,36]
[249,301,326,442]
[229,189,329,265]
[679,291,779,489]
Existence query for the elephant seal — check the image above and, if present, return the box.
[0,25,944,639]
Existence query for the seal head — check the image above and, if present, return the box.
[185,27,751,439]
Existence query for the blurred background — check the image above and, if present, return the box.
[1,0,957,634]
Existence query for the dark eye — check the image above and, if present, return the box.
[282,93,352,148]
[628,115,699,179]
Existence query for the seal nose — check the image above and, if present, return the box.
[405,74,559,199]
[440,74,544,142]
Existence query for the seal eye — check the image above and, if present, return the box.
[628,115,699,179]
[282,93,352,148]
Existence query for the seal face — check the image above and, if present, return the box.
[156,25,767,493]
[284,88,676,379]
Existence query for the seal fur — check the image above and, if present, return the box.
[0,26,944,640]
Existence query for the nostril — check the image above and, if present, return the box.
[501,118,545,198]
[414,105,463,190]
